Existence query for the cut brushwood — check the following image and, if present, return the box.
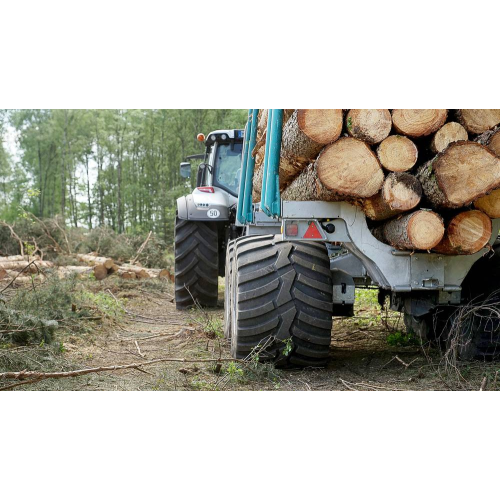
[416,141,500,208]
[346,109,392,145]
[433,210,492,255]
[392,109,448,137]
[457,110,500,134]
[376,135,418,172]
[362,173,422,221]
[431,122,468,153]
[316,137,384,198]
[375,210,445,251]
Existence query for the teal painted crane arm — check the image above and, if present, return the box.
[236,109,283,224]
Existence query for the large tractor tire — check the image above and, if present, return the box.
[223,239,235,339]
[174,217,219,310]
[454,237,500,360]
[230,234,333,367]
[405,238,500,360]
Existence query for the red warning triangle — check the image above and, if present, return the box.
[303,221,322,239]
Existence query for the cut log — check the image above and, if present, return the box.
[253,109,295,172]
[252,163,264,195]
[279,109,343,187]
[57,266,94,278]
[316,137,384,198]
[118,270,136,279]
[346,109,392,145]
[416,141,500,208]
[281,163,345,202]
[77,253,115,270]
[0,261,54,271]
[433,210,492,255]
[376,135,418,172]
[431,122,468,153]
[457,110,500,134]
[0,255,40,262]
[489,130,500,156]
[362,173,422,221]
[392,109,448,137]
[474,189,500,218]
[378,210,445,251]
[476,126,500,156]
[0,269,7,280]
[93,264,108,281]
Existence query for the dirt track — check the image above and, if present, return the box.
[4,279,500,391]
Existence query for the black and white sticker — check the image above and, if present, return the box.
[207,209,220,219]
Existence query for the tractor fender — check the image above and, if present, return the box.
[176,194,229,221]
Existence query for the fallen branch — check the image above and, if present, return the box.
[0,356,245,390]
[0,221,24,256]
[131,230,152,265]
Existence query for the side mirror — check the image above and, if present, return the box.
[180,162,191,178]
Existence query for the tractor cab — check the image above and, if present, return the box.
[180,129,244,198]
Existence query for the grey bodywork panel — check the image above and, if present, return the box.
[177,187,237,221]
[279,200,500,295]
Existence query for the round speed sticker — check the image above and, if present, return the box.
[207,209,220,219]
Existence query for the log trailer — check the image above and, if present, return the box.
[225,109,500,367]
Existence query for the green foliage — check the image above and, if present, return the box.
[386,330,420,347]
[1,274,125,346]
[0,109,248,246]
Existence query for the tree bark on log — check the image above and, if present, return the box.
[475,126,500,155]
[489,130,500,156]
[433,210,492,255]
[281,163,345,202]
[316,137,384,198]
[376,210,445,251]
[0,261,54,271]
[392,109,448,137]
[362,173,422,221]
[416,141,500,208]
[77,254,115,270]
[431,122,468,153]
[346,109,392,145]
[376,135,418,172]
[278,109,344,187]
[457,110,500,134]
[0,255,40,262]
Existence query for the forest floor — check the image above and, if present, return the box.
[2,277,500,391]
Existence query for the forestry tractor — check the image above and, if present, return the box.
[175,129,281,309]
[224,109,500,367]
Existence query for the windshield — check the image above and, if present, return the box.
[214,142,242,195]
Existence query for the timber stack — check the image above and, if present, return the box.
[252,109,500,254]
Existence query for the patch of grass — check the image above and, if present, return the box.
[386,330,419,347]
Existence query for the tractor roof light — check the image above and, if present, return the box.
[197,133,205,142]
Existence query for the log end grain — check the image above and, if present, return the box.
[433,210,492,255]
[392,109,448,137]
[93,264,108,281]
[377,135,418,172]
[458,109,500,134]
[474,188,500,218]
[431,122,468,153]
[346,109,392,145]
[383,210,445,250]
[316,137,384,198]
[297,109,343,144]
[434,141,500,207]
